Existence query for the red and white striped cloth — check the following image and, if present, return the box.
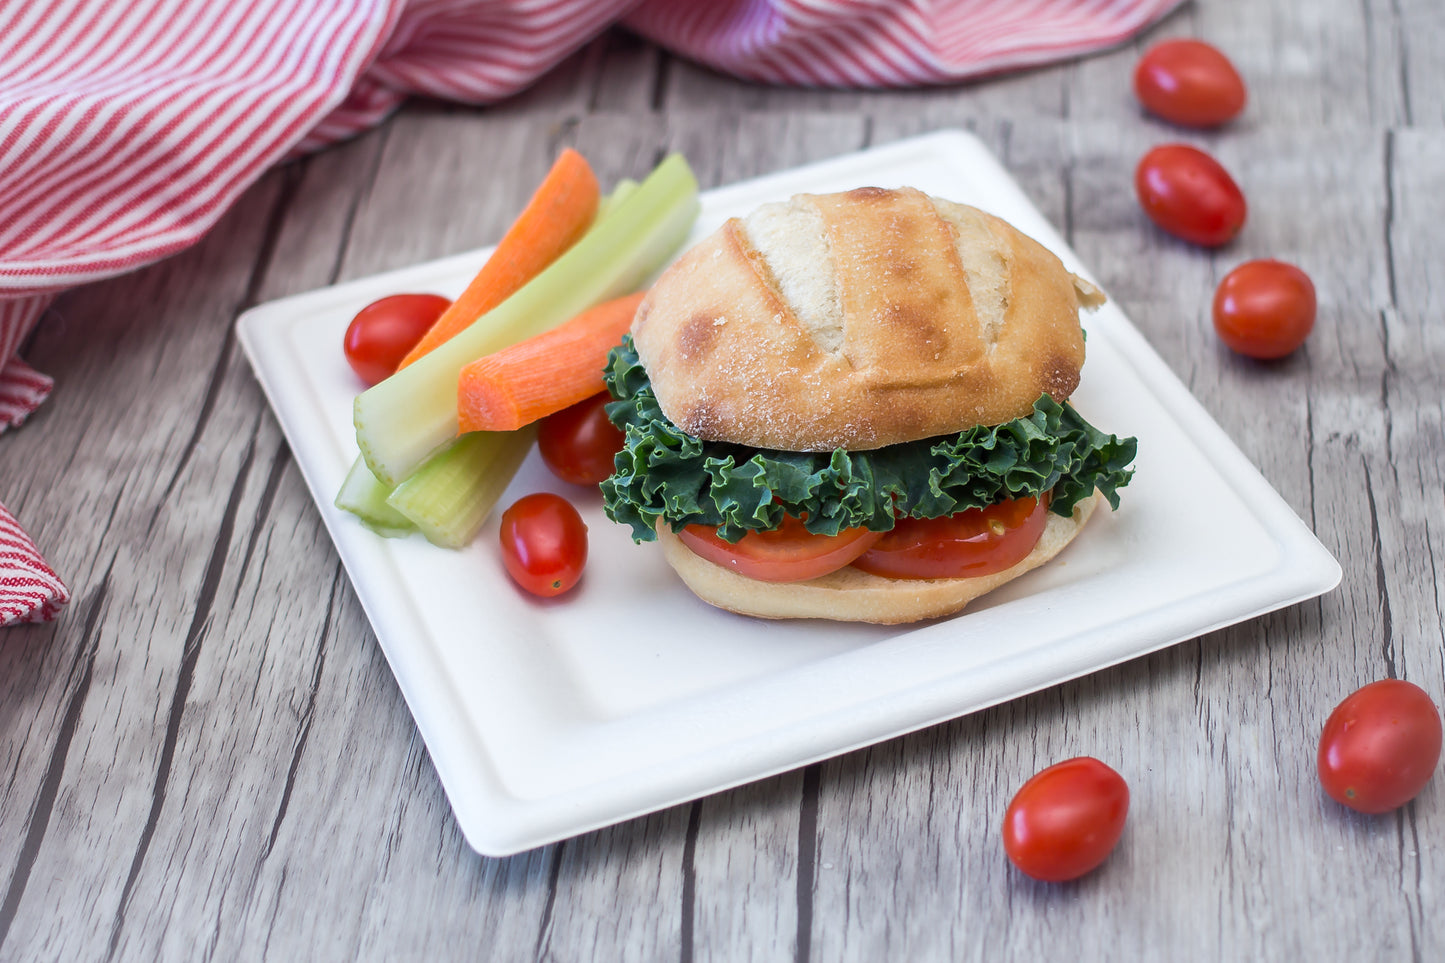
[0,0,1179,625]
[1,501,69,624]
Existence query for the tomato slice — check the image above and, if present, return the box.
[676,515,884,583]
[852,494,1048,580]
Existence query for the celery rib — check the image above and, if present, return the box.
[335,457,416,537]
[593,178,637,224]
[354,154,700,487]
[385,427,537,549]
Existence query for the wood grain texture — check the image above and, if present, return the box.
[2,3,1443,960]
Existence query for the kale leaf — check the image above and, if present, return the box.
[601,336,1136,543]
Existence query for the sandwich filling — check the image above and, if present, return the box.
[601,335,1137,558]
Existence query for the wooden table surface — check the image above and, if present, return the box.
[3,1,1443,959]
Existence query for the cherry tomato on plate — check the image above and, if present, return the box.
[1135,144,1246,247]
[539,392,627,486]
[852,494,1049,581]
[676,516,883,583]
[1002,757,1129,883]
[1134,39,1247,128]
[343,293,450,386]
[1212,259,1317,359]
[499,493,588,598]
[1318,679,1442,814]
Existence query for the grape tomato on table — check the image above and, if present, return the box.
[1134,39,1247,128]
[1213,259,1316,359]
[1318,679,1442,814]
[1002,757,1129,883]
[1135,144,1246,248]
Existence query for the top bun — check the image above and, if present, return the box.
[631,187,1103,452]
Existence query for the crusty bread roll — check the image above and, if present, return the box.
[632,186,1103,452]
[656,494,1099,624]
[621,186,1112,623]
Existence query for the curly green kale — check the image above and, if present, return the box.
[600,336,1136,543]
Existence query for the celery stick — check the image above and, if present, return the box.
[386,427,537,549]
[334,177,641,518]
[335,456,416,537]
[354,154,699,486]
[594,178,638,224]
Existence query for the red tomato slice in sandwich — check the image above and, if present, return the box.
[676,515,884,583]
[852,494,1049,580]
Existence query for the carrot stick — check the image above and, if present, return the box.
[397,148,600,369]
[456,292,645,433]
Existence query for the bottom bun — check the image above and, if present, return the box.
[656,493,1101,624]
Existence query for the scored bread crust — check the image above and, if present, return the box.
[631,187,1103,452]
[655,493,1100,624]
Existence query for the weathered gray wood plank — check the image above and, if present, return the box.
[1381,127,1445,954]
[0,173,290,961]
[692,773,806,963]
[2,0,1444,959]
[1394,0,1445,126]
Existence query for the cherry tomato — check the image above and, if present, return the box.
[343,293,449,386]
[1212,259,1317,359]
[539,392,627,486]
[1318,679,1442,814]
[852,495,1049,581]
[1002,757,1130,883]
[1134,39,1247,128]
[676,515,884,583]
[499,493,588,597]
[1135,144,1247,247]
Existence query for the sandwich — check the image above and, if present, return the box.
[600,186,1136,623]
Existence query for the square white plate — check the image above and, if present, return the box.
[238,130,1340,856]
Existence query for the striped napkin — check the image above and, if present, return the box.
[0,0,1179,625]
